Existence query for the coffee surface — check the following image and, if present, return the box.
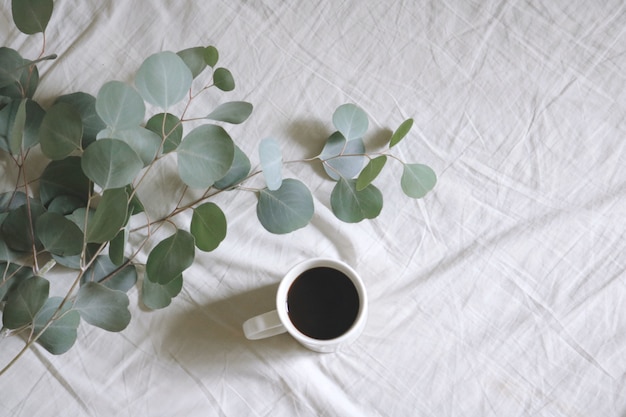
[287,266,359,340]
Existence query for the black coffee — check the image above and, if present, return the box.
[287,266,360,340]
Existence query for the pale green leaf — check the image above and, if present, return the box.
[145,230,195,285]
[205,101,253,124]
[356,155,387,191]
[96,81,145,131]
[141,274,183,310]
[259,137,283,191]
[191,203,227,252]
[81,138,143,189]
[33,297,80,355]
[11,0,53,35]
[331,178,383,223]
[332,103,368,141]
[74,282,131,332]
[213,145,251,190]
[135,51,193,109]
[81,255,137,292]
[176,124,235,189]
[256,178,314,234]
[320,132,365,181]
[2,275,49,329]
[401,163,437,198]
[110,127,161,166]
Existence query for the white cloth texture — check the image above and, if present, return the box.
[1,0,625,416]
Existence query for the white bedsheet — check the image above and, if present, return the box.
[1,0,625,416]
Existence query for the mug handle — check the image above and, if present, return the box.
[243,310,287,340]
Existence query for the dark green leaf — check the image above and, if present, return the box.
[213,145,251,190]
[205,101,253,124]
[0,191,27,213]
[145,230,195,285]
[177,47,208,79]
[213,67,235,91]
[11,0,53,34]
[74,282,131,332]
[141,274,183,310]
[330,178,383,223]
[81,138,143,189]
[145,112,182,153]
[108,227,127,266]
[81,255,137,292]
[389,118,413,148]
[401,163,437,198]
[176,124,235,189]
[2,275,49,329]
[36,212,83,256]
[135,51,192,109]
[204,46,219,67]
[0,48,24,89]
[0,262,32,301]
[0,99,43,152]
[256,178,314,234]
[39,102,83,160]
[356,155,387,191]
[332,103,368,141]
[39,156,91,207]
[33,297,80,355]
[86,187,128,243]
[1,199,45,252]
[191,203,227,252]
[52,242,98,270]
[8,99,26,154]
[55,92,106,148]
[47,195,85,215]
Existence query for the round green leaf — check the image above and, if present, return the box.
[0,191,27,213]
[145,112,182,153]
[135,51,193,109]
[74,282,131,332]
[11,0,53,35]
[177,47,208,79]
[320,132,365,181]
[177,124,235,189]
[96,81,145,131]
[145,230,195,285]
[110,127,161,166]
[0,48,24,89]
[52,242,98,270]
[389,118,413,148]
[204,46,219,67]
[356,155,387,191]
[36,212,83,256]
[331,178,383,223]
[81,138,143,189]
[191,202,227,252]
[141,274,183,310]
[213,67,235,91]
[86,187,128,243]
[205,101,253,124]
[2,275,49,329]
[81,255,137,293]
[259,137,283,191]
[256,178,314,234]
[1,199,45,252]
[55,92,106,148]
[0,262,32,301]
[401,163,437,198]
[213,145,251,190]
[33,297,80,355]
[47,195,85,215]
[39,102,83,160]
[39,156,91,207]
[332,103,368,141]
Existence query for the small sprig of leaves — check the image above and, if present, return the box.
[0,0,436,374]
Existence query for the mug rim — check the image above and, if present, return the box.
[275,258,368,346]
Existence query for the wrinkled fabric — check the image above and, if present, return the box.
[1,0,625,415]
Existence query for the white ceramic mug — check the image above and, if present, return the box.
[243,258,368,352]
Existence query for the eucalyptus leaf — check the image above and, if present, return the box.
[389,118,413,148]
[0,99,43,152]
[74,282,131,332]
[108,226,128,266]
[401,163,437,198]
[204,46,219,67]
[86,187,128,243]
[39,156,91,206]
[135,51,193,109]
[0,48,24,88]
[55,92,106,147]
[110,126,161,166]
[1,199,45,252]
[8,99,26,154]
[332,103,368,141]
[213,67,235,91]
[356,155,387,191]
[0,262,32,301]
[36,212,83,256]
[146,112,182,153]
[141,274,183,310]
[330,178,383,223]
[33,297,80,355]
[2,275,49,329]
[52,242,98,270]
[177,124,235,189]
[81,255,137,292]
[11,0,53,34]
[81,138,143,189]
[177,47,207,79]
[259,137,283,191]
[145,230,195,285]
[205,101,253,124]
[256,178,314,234]
[320,132,365,181]
[96,81,145,131]
[0,191,27,213]
[213,145,251,190]
[191,203,227,252]
[47,195,85,215]
[39,102,83,160]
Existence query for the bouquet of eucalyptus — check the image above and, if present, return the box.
[0,0,436,374]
